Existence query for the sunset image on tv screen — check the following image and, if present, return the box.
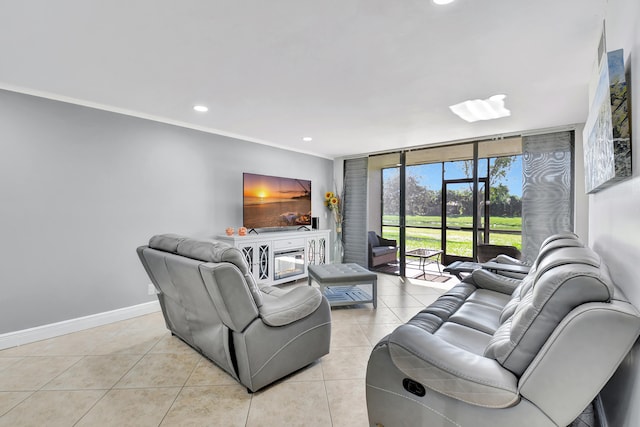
[243,173,311,229]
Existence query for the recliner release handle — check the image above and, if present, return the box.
[403,378,426,397]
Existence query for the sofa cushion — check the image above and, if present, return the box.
[410,283,474,322]
[371,246,396,257]
[433,322,493,355]
[467,289,512,310]
[448,301,503,335]
[406,312,443,334]
[181,239,264,308]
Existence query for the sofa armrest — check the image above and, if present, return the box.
[199,263,259,332]
[493,254,528,266]
[388,324,519,408]
[468,269,521,294]
[259,286,323,327]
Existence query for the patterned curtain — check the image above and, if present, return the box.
[521,131,574,263]
[342,157,368,266]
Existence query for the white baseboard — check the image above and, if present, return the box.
[0,301,161,350]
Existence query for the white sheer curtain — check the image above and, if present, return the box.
[342,157,368,266]
[521,131,574,263]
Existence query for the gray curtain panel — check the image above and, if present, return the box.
[521,131,574,263]
[343,157,368,266]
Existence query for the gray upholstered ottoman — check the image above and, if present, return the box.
[308,263,377,308]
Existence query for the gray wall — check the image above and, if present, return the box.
[0,89,333,334]
[590,0,640,425]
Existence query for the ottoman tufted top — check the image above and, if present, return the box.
[308,263,377,283]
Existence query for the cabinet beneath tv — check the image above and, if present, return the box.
[217,230,331,286]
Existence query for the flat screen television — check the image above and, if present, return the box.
[243,173,312,230]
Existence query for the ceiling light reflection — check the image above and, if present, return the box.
[449,94,511,123]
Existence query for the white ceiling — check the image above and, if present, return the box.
[0,0,607,159]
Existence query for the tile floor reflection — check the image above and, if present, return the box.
[0,272,456,426]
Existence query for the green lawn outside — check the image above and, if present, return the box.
[384,215,522,231]
[381,215,522,258]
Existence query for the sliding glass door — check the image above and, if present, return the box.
[374,137,524,276]
[443,178,487,262]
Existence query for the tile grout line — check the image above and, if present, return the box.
[73,339,157,426]
[0,390,36,420]
[39,354,87,392]
[244,388,254,427]
[74,330,163,426]
[72,389,109,427]
[157,356,201,427]
[322,375,334,427]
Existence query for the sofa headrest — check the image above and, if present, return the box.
[534,246,602,280]
[534,239,584,268]
[149,233,186,253]
[539,231,580,249]
[148,234,249,275]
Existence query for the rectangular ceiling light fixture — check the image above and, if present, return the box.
[449,94,511,123]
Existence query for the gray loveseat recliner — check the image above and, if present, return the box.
[366,238,640,426]
[137,234,331,392]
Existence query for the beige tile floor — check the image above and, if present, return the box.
[0,272,456,427]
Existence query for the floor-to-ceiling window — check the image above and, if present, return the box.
[377,138,523,269]
[478,139,523,254]
[405,162,442,253]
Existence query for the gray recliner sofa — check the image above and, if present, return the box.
[137,234,331,392]
[366,238,640,426]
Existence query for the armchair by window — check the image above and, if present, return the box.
[368,231,398,268]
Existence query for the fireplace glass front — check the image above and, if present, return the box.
[274,248,305,281]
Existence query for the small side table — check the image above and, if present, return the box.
[406,248,443,276]
[308,263,377,308]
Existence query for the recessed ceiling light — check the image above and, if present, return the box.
[449,95,511,123]
[302,137,313,142]
[433,0,455,5]
[193,105,208,112]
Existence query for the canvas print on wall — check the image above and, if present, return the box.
[583,48,632,193]
[608,49,632,179]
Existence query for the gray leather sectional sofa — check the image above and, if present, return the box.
[137,234,331,392]
[366,235,640,426]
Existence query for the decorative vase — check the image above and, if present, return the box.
[332,231,344,263]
